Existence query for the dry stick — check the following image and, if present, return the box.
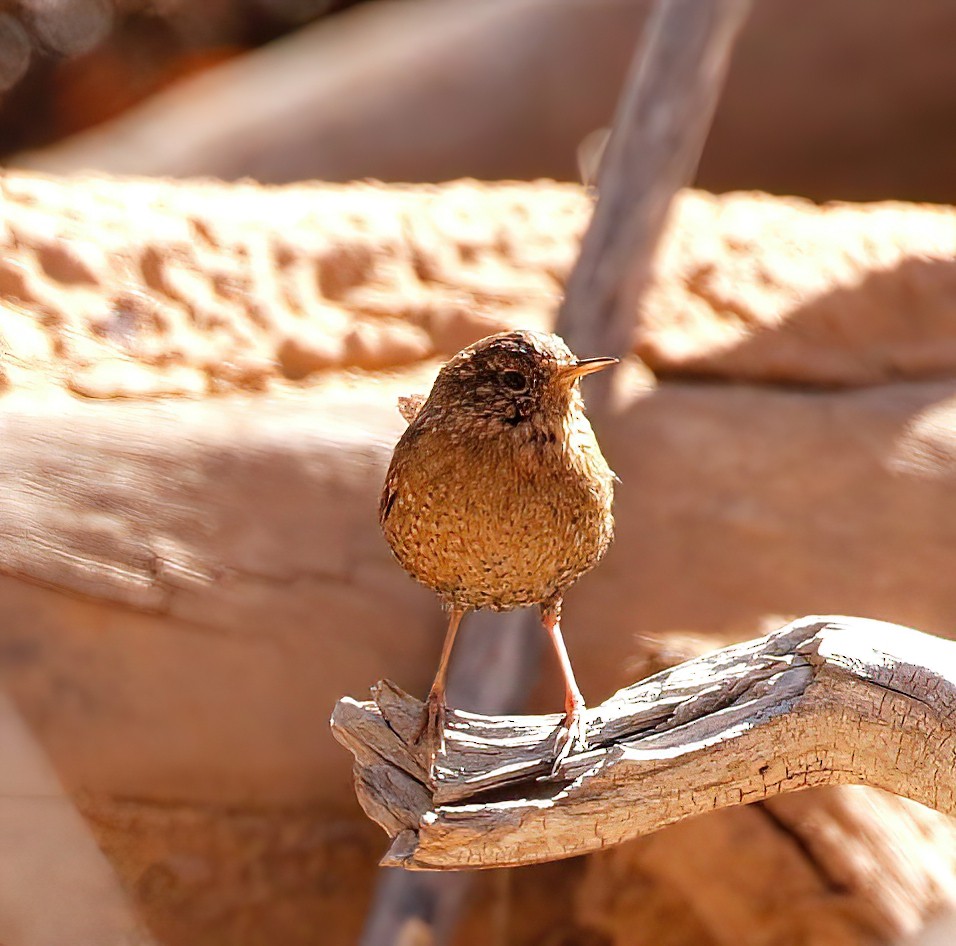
[333,616,956,870]
[559,0,753,382]
[359,0,751,940]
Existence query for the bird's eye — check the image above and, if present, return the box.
[501,370,528,392]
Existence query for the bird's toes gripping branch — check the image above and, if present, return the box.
[413,689,447,784]
[551,697,589,776]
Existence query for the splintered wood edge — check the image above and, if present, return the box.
[329,615,956,870]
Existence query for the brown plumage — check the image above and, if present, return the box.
[379,329,616,778]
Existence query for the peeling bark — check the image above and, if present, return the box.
[330,615,956,870]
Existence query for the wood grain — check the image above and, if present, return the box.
[331,615,956,869]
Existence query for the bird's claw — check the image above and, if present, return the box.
[413,691,446,784]
[550,702,588,778]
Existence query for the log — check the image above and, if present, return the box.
[330,615,956,870]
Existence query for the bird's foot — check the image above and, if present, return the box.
[413,690,447,785]
[550,701,588,778]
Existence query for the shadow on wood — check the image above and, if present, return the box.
[330,615,956,870]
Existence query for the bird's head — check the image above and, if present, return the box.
[427,330,616,440]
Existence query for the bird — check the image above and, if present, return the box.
[379,329,616,779]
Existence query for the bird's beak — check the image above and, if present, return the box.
[559,356,618,384]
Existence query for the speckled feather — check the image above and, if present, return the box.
[379,330,614,612]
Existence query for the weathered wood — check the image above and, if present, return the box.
[559,0,751,366]
[331,615,956,870]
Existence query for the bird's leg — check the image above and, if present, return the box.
[413,607,464,778]
[541,600,588,776]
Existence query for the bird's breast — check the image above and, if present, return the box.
[381,420,614,610]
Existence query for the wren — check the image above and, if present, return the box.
[379,330,616,778]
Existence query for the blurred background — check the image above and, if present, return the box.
[2,2,956,946]
[1,0,955,201]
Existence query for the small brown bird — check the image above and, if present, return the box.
[379,329,616,777]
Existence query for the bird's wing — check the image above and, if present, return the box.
[397,393,427,425]
[379,465,401,526]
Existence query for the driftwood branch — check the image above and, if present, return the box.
[331,616,956,870]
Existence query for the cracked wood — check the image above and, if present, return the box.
[330,615,956,870]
